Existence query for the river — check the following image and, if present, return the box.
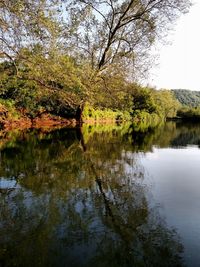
[0,121,200,267]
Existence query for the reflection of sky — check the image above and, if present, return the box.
[141,146,200,267]
[0,177,20,189]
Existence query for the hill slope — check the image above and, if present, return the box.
[172,89,200,107]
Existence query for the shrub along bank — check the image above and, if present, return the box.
[0,59,179,130]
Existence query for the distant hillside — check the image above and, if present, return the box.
[172,89,200,107]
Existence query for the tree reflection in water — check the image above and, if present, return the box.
[0,123,189,267]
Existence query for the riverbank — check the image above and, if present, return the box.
[0,104,77,131]
[0,100,165,132]
[0,115,77,131]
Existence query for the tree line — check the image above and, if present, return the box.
[0,0,191,124]
[172,89,200,121]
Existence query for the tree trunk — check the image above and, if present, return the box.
[75,103,84,122]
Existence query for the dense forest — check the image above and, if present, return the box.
[0,0,192,129]
[172,89,200,120]
[173,89,200,107]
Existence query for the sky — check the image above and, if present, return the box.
[149,0,200,91]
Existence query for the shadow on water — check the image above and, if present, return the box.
[1,121,199,267]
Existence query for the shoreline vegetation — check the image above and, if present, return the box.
[0,93,176,131]
[0,0,192,132]
[173,90,200,121]
[1,92,199,132]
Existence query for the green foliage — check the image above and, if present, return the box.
[0,53,85,118]
[39,91,78,118]
[132,110,163,132]
[82,103,131,122]
[81,123,132,143]
[154,90,180,118]
[172,89,200,107]
[0,71,42,118]
[132,87,157,114]
[177,106,200,120]
[131,87,179,120]
[0,99,19,120]
[0,56,180,124]
[0,0,190,125]
[172,90,200,120]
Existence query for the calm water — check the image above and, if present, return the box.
[1,122,200,267]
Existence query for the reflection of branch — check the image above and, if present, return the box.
[89,160,136,256]
[77,126,142,244]
[76,127,87,152]
[0,188,15,196]
[89,161,119,227]
[75,128,112,212]
[76,126,115,217]
[95,176,113,218]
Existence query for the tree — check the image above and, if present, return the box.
[132,87,157,114]
[0,1,87,112]
[64,0,191,76]
[154,90,180,118]
[0,0,59,68]
[0,0,192,119]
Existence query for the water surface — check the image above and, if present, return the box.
[0,122,200,267]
